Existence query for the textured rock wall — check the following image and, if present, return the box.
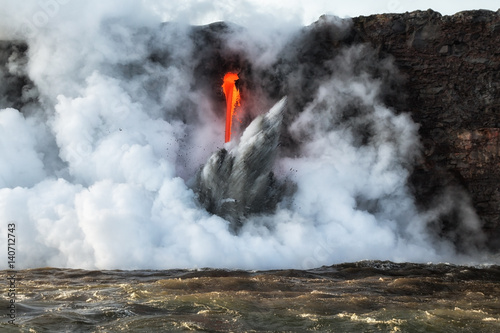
[352,10,500,247]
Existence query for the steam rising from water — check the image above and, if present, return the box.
[0,1,491,269]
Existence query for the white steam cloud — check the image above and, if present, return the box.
[0,0,492,269]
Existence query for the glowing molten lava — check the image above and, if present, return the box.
[222,72,241,142]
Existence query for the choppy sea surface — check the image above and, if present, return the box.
[1,261,500,332]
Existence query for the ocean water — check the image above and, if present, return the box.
[2,261,499,332]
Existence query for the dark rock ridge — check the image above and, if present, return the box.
[351,9,500,248]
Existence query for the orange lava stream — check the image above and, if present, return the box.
[222,72,240,143]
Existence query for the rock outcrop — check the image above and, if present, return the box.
[352,10,500,248]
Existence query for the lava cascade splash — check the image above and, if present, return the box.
[222,72,240,143]
[196,98,287,232]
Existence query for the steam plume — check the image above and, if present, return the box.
[0,1,492,269]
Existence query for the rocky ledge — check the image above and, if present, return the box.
[352,9,500,248]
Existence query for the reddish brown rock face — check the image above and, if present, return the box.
[353,10,500,248]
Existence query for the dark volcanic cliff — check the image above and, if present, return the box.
[352,10,500,248]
